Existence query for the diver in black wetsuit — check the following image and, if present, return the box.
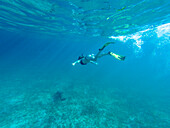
[72,42,126,66]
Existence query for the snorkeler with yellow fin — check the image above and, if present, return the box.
[72,42,125,66]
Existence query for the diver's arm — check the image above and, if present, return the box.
[72,60,81,66]
[90,61,98,65]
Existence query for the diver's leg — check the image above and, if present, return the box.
[95,50,102,60]
[97,53,110,58]
[95,42,115,60]
[109,52,126,61]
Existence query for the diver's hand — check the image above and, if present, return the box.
[72,63,75,66]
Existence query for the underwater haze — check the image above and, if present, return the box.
[0,0,170,127]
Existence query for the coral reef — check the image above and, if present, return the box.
[0,74,169,127]
[53,91,66,103]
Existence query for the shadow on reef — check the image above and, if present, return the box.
[53,91,66,103]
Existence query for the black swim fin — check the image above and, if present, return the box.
[99,42,115,51]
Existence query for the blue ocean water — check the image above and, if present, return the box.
[0,0,170,127]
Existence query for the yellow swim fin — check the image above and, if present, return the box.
[109,52,125,61]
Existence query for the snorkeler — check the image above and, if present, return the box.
[72,42,126,66]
